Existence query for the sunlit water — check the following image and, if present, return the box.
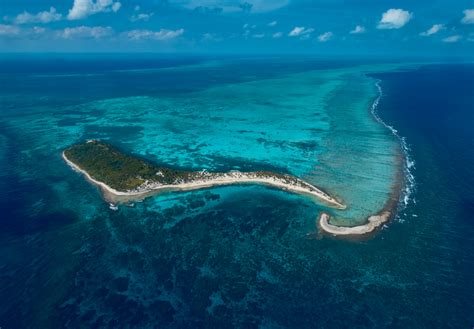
[0,57,472,328]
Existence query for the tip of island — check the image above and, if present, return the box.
[63,140,393,237]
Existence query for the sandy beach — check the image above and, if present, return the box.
[316,137,405,237]
[62,151,346,210]
[318,211,391,236]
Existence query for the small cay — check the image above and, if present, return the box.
[63,140,346,209]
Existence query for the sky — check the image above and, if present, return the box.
[1,0,474,57]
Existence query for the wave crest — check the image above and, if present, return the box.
[371,80,416,219]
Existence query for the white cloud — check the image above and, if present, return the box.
[461,9,474,24]
[130,13,154,22]
[0,24,21,35]
[268,21,277,27]
[125,28,184,41]
[252,33,265,38]
[350,25,365,34]
[288,26,314,37]
[14,7,62,24]
[442,35,461,43]
[272,32,282,38]
[60,26,113,39]
[134,5,140,11]
[420,24,445,36]
[0,24,48,37]
[68,0,122,20]
[111,2,121,12]
[377,9,413,29]
[318,31,333,42]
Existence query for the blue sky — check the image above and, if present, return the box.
[1,0,474,57]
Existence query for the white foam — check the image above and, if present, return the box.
[371,80,416,217]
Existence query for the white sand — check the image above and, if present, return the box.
[62,152,346,209]
[318,211,391,236]
[63,151,398,236]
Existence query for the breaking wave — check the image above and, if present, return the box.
[371,80,416,218]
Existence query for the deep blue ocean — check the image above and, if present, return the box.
[0,56,473,328]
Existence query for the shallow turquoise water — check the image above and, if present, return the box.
[2,58,472,328]
[2,60,400,226]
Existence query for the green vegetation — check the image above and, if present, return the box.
[64,140,312,194]
[64,140,195,191]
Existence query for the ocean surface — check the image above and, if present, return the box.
[0,56,472,328]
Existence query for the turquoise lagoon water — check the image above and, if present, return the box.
[2,59,400,225]
[1,57,472,328]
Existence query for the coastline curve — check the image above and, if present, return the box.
[62,76,411,239]
[317,78,410,237]
[62,151,346,210]
[318,212,391,236]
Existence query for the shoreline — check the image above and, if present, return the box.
[318,211,390,236]
[62,75,408,239]
[317,157,403,237]
[317,78,408,237]
[317,154,403,237]
[62,151,346,210]
[317,149,404,237]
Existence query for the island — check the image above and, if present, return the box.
[62,140,346,210]
[63,140,399,237]
[317,211,391,236]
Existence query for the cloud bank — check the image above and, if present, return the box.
[0,24,21,35]
[60,26,113,39]
[125,29,184,41]
[0,24,46,37]
[14,7,62,24]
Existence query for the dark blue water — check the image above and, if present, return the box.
[371,64,474,326]
[0,59,473,328]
